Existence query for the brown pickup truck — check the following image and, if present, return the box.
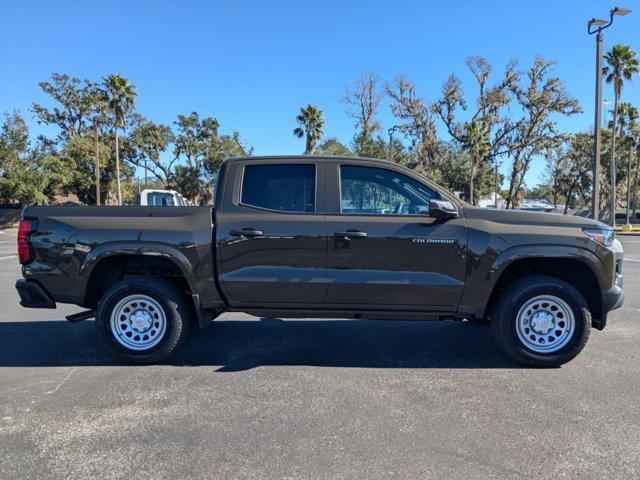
[15,156,624,366]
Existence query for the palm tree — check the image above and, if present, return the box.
[618,104,640,223]
[609,102,638,136]
[293,105,325,155]
[103,74,137,205]
[462,120,491,205]
[603,44,639,225]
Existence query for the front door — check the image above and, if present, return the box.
[217,160,328,307]
[324,163,467,309]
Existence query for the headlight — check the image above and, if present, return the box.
[582,226,614,246]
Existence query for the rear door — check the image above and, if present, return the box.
[216,159,328,307]
[324,161,467,310]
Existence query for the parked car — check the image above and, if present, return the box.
[16,156,624,366]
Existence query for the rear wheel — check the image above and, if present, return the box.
[490,275,591,367]
[95,276,191,364]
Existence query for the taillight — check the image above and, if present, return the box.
[17,219,38,264]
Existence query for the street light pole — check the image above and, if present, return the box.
[587,6,631,223]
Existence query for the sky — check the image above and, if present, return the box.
[1,0,639,188]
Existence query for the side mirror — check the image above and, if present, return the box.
[429,199,458,219]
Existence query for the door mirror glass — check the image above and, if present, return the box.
[429,199,458,219]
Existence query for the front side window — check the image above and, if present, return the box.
[241,164,316,213]
[340,165,439,215]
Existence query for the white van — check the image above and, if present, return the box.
[139,189,188,207]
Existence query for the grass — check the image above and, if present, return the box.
[614,224,640,234]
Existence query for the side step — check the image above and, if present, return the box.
[66,310,96,323]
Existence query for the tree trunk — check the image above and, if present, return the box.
[505,157,520,209]
[626,143,632,225]
[609,93,619,226]
[633,148,640,221]
[305,136,313,155]
[115,127,122,205]
[563,180,576,215]
[494,161,499,208]
[469,157,476,206]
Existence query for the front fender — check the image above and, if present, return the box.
[457,243,607,319]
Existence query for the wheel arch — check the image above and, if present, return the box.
[482,248,604,327]
[80,242,195,308]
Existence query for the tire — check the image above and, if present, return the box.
[490,275,591,367]
[95,276,191,364]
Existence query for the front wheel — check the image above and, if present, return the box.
[95,276,191,364]
[490,275,591,367]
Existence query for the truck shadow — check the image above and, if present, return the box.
[0,317,521,370]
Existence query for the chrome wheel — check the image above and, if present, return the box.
[109,294,167,351]
[515,295,575,354]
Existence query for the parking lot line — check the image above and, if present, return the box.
[0,255,16,260]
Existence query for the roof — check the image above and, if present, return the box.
[223,155,396,165]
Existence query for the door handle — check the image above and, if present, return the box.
[230,228,263,237]
[334,230,368,238]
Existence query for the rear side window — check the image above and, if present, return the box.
[241,164,316,213]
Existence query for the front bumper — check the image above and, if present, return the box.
[15,279,56,309]
[603,273,624,312]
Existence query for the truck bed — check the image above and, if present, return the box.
[20,205,221,313]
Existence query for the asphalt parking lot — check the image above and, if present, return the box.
[0,227,638,479]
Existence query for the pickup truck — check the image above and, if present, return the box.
[15,155,624,366]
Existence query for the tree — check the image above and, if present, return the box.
[202,130,253,181]
[172,112,253,203]
[0,111,70,205]
[386,76,438,169]
[32,73,106,141]
[603,44,639,224]
[293,105,325,154]
[411,141,497,200]
[543,135,592,214]
[173,165,201,202]
[129,120,175,187]
[503,58,580,208]
[31,73,122,204]
[459,120,491,202]
[315,138,353,156]
[616,104,640,222]
[434,57,518,204]
[342,73,383,155]
[103,74,137,205]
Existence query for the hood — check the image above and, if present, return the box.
[462,206,604,229]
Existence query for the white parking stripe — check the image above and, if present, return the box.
[0,255,16,260]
